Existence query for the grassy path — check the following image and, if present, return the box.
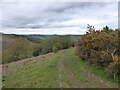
[2,48,118,88]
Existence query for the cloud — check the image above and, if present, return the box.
[45,2,106,13]
[3,27,86,35]
[1,2,118,34]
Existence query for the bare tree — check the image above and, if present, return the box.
[86,24,95,34]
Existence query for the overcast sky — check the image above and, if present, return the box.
[1,1,118,35]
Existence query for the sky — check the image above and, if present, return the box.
[0,1,118,35]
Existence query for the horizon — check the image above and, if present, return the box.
[1,26,117,35]
[1,32,84,35]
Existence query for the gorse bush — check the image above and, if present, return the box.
[75,29,119,79]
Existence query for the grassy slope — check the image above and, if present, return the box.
[2,48,118,88]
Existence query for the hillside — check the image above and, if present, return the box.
[2,33,82,42]
[25,34,82,40]
[2,48,118,88]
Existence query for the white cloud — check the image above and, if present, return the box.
[2,27,86,35]
[1,2,118,34]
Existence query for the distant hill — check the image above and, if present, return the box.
[25,34,82,41]
[1,33,82,43]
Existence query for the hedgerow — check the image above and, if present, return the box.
[75,28,119,79]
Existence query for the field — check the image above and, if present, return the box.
[2,48,118,88]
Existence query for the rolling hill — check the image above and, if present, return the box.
[2,48,118,88]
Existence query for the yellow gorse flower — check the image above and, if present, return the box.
[113,56,120,65]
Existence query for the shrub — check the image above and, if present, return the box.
[75,29,119,78]
[52,45,59,53]
[33,43,42,56]
[105,62,119,79]
[2,37,34,63]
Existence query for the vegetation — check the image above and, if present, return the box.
[2,34,74,63]
[25,34,81,41]
[75,26,119,79]
[2,48,118,88]
[2,37,34,63]
[40,36,74,54]
[1,25,119,88]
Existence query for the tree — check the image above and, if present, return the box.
[103,25,109,30]
[86,24,95,34]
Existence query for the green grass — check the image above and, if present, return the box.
[3,53,58,88]
[78,60,118,84]
[2,48,118,88]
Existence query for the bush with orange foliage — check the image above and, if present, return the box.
[75,29,119,78]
